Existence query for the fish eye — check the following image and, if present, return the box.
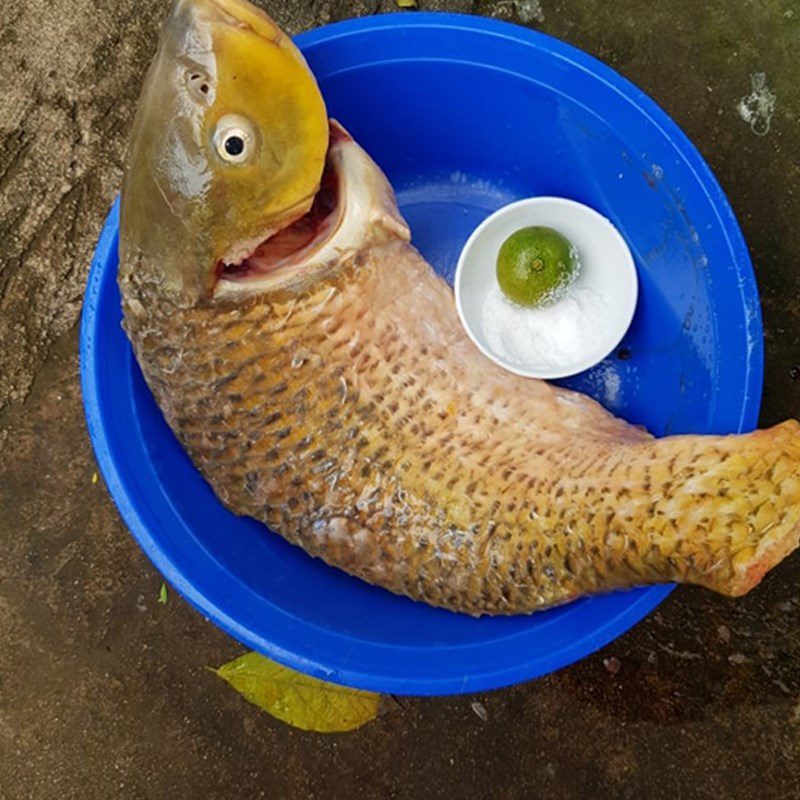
[213,114,256,164]
[224,136,244,157]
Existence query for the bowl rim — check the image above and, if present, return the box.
[454,196,639,380]
[80,12,762,695]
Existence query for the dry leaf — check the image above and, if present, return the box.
[396,0,417,8]
[213,652,380,733]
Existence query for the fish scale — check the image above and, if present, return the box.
[123,234,800,615]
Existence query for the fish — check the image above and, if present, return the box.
[118,0,800,616]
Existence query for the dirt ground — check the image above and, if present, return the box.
[1,1,800,798]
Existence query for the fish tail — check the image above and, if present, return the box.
[645,419,800,597]
[721,420,800,596]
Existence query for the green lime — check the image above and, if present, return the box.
[496,226,579,307]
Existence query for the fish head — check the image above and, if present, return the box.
[119,0,329,301]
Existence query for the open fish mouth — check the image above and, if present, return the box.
[213,121,409,298]
[217,124,345,284]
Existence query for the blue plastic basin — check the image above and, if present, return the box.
[80,13,763,695]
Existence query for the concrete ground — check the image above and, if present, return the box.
[2,0,800,797]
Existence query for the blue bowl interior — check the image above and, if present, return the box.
[81,14,762,695]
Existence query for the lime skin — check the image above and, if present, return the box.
[496,226,579,307]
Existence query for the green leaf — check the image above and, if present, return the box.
[396,0,417,7]
[213,652,380,733]
[157,582,168,604]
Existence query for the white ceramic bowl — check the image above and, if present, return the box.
[454,197,638,380]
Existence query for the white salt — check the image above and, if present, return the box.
[589,360,623,409]
[480,282,610,370]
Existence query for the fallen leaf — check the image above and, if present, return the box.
[91,471,98,484]
[157,582,168,605]
[396,0,417,7]
[213,652,380,733]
